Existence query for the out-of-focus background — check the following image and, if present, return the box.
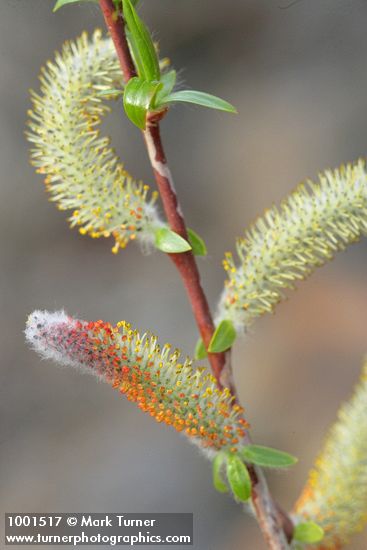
[1,0,367,548]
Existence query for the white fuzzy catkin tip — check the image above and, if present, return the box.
[25,310,80,369]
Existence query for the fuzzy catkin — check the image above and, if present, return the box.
[27,30,162,254]
[216,160,367,332]
[294,359,367,548]
[26,310,248,454]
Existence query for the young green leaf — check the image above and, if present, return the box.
[226,454,251,502]
[293,522,324,544]
[53,0,98,11]
[97,89,124,98]
[155,70,177,104]
[240,445,298,468]
[122,0,160,81]
[160,90,237,113]
[154,227,192,254]
[212,453,229,493]
[194,338,207,360]
[114,0,138,7]
[123,77,162,129]
[208,320,236,353]
[187,228,207,256]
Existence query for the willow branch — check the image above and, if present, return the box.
[99,0,227,387]
[98,1,292,547]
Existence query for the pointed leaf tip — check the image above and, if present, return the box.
[53,0,98,12]
[187,228,207,256]
[241,445,298,468]
[208,319,236,353]
[194,338,207,360]
[154,227,192,253]
[160,90,237,114]
[97,89,124,98]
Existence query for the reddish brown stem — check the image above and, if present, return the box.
[143,118,228,387]
[99,1,292,548]
[99,0,136,82]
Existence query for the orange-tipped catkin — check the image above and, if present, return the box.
[26,310,248,454]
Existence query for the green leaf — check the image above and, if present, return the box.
[160,90,237,113]
[155,70,177,104]
[187,228,207,256]
[293,522,324,544]
[194,338,207,360]
[97,89,124,98]
[240,445,298,469]
[122,0,160,81]
[53,0,98,11]
[123,77,162,129]
[126,0,139,5]
[154,227,192,254]
[113,0,138,7]
[212,453,229,493]
[208,320,236,353]
[226,454,251,502]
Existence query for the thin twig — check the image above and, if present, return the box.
[249,464,294,549]
[143,117,230,387]
[99,0,136,80]
[98,1,292,547]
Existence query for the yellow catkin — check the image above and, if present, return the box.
[216,160,367,332]
[27,31,162,252]
[294,358,367,548]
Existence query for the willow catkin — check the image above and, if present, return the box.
[27,30,162,254]
[216,160,367,332]
[26,310,248,455]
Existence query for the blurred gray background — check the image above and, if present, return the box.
[2,0,367,548]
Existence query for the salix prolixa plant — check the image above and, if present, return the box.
[24,1,367,548]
